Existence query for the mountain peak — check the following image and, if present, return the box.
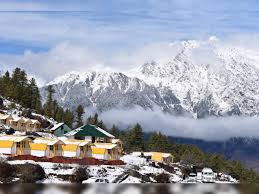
[42,39,259,118]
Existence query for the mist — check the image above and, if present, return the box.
[98,106,259,141]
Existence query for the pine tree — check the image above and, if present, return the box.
[147,132,171,152]
[87,116,93,124]
[75,105,84,128]
[87,113,99,125]
[52,100,60,120]
[44,85,55,118]
[93,113,99,125]
[10,68,28,104]
[0,69,42,112]
[27,78,42,111]
[55,107,65,122]
[110,124,119,137]
[64,109,74,128]
[0,71,10,96]
[126,123,145,152]
[97,120,107,130]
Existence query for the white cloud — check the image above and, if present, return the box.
[2,35,259,83]
[100,106,259,141]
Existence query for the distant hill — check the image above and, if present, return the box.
[169,136,259,172]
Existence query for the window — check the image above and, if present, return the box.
[13,122,17,126]
[80,146,84,152]
[21,123,25,127]
[49,145,54,151]
[16,142,21,148]
[99,138,105,143]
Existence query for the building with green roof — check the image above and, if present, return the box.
[65,124,115,143]
[50,123,72,137]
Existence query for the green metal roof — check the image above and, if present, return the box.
[65,124,114,138]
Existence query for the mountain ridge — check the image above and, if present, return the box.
[41,38,259,118]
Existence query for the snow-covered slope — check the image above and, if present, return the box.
[135,39,259,118]
[41,71,185,114]
[41,38,259,118]
[0,96,56,127]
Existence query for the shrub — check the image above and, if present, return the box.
[15,163,45,183]
[154,173,170,183]
[71,167,89,183]
[5,128,15,135]
[0,161,16,182]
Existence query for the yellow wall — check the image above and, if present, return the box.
[92,147,106,155]
[151,153,164,162]
[62,144,78,152]
[30,143,47,151]
[0,140,14,148]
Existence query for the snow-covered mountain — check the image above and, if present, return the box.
[41,38,259,118]
[41,71,185,114]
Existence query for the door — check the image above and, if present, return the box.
[55,144,62,156]
[79,146,85,158]
[49,145,54,157]
[16,142,21,155]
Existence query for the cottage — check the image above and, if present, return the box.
[0,114,13,126]
[0,135,32,155]
[24,118,41,132]
[92,143,120,160]
[150,152,173,163]
[133,152,173,164]
[111,139,123,155]
[11,117,26,131]
[24,118,33,132]
[31,119,41,130]
[30,138,64,157]
[62,139,92,158]
[0,114,41,132]
[50,123,72,137]
[65,124,115,143]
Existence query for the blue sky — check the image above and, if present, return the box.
[1,0,259,82]
[0,0,259,53]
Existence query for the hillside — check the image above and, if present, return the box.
[169,136,259,172]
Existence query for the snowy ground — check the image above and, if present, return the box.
[3,154,238,184]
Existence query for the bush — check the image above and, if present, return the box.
[154,173,170,183]
[15,163,45,183]
[0,161,16,182]
[5,128,15,135]
[71,167,89,183]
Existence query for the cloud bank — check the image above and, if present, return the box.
[99,106,259,141]
[2,34,259,85]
